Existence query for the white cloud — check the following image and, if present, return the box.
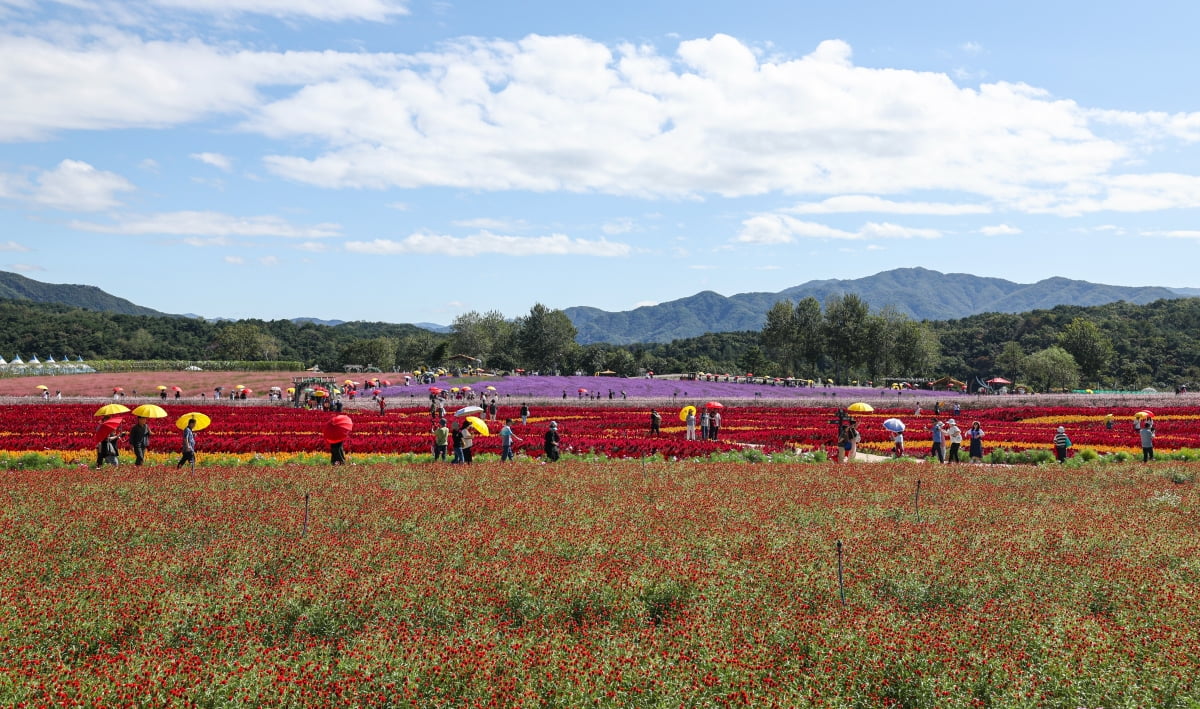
[69,211,342,238]
[344,231,631,257]
[0,241,30,252]
[980,224,1021,236]
[634,300,658,307]
[960,41,984,54]
[786,195,991,215]
[150,0,410,22]
[736,214,941,244]
[258,254,280,266]
[0,28,398,141]
[223,255,244,264]
[452,217,526,230]
[2,160,127,211]
[1151,230,1200,240]
[4,263,43,273]
[602,218,635,235]
[4,28,1200,219]
[191,152,233,171]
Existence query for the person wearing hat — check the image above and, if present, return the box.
[1053,426,1071,463]
[543,421,561,462]
[431,418,449,461]
[945,419,963,464]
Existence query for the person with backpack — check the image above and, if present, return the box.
[1053,426,1071,463]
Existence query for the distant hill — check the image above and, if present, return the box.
[565,267,1195,344]
[0,271,171,317]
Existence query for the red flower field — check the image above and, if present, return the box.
[0,400,1193,462]
[0,457,1196,705]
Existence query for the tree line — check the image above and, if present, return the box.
[0,295,1196,390]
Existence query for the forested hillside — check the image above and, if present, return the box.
[2,295,1197,390]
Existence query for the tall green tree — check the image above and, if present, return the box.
[1057,317,1114,385]
[448,310,511,366]
[1022,346,1080,392]
[517,303,577,373]
[761,301,799,374]
[337,337,398,371]
[821,293,871,381]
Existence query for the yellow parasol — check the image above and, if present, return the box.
[131,404,169,419]
[176,412,212,431]
[848,402,874,413]
[464,416,490,436]
[36,384,49,390]
[679,405,696,422]
[94,404,131,417]
[156,385,168,390]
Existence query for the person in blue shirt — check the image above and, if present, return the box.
[500,418,523,461]
[177,417,197,471]
[930,420,946,463]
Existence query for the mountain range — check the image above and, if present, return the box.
[3,268,1196,345]
[564,267,1200,344]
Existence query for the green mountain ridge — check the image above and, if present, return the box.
[0,271,171,318]
[566,267,1191,344]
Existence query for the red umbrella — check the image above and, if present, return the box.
[171,386,182,392]
[578,388,588,393]
[93,416,123,444]
[381,380,391,386]
[429,387,442,394]
[373,388,382,395]
[986,377,1012,385]
[323,415,353,444]
[112,386,124,393]
[705,401,724,408]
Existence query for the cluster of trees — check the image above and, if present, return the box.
[1,294,1197,390]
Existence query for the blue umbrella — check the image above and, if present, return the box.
[883,418,906,433]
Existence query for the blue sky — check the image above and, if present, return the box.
[3,0,1200,325]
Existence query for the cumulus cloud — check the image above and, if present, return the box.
[191,152,233,171]
[150,0,410,22]
[737,214,941,244]
[2,160,137,211]
[786,195,992,215]
[4,27,1200,218]
[980,224,1022,236]
[345,231,631,257]
[68,211,342,238]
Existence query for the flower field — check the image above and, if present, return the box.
[0,458,1197,706]
[0,401,1197,465]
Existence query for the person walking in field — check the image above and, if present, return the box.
[461,423,474,464]
[700,410,710,440]
[711,410,722,440]
[543,421,561,462]
[520,403,530,426]
[685,409,696,440]
[431,418,449,461]
[177,417,197,471]
[891,428,905,458]
[929,420,946,463]
[1135,417,1156,461]
[129,416,151,466]
[649,409,661,436]
[945,419,963,463]
[500,418,522,461]
[1053,426,1071,463]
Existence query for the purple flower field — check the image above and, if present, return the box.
[374,374,968,404]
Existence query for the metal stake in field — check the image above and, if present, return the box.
[301,492,310,538]
[836,539,845,606]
